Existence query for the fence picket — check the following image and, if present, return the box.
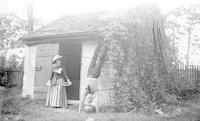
[173,65,200,89]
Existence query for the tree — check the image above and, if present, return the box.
[0,13,43,67]
[166,5,200,65]
[0,14,28,51]
[27,0,34,33]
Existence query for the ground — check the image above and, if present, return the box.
[1,96,200,121]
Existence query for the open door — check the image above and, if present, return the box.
[59,42,81,100]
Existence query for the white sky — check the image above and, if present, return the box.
[0,0,199,24]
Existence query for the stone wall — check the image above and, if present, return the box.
[98,60,114,106]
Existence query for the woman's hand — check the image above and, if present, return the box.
[67,79,72,86]
[60,79,72,86]
[46,80,51,86]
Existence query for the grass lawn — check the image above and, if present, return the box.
[1,96,200,121]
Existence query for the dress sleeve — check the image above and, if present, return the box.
[62,68,69,81]
[49,68,54,81]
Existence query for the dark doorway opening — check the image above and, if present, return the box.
[59,42,81,100]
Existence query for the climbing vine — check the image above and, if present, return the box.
[102,5,178,112]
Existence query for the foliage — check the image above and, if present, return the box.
[0,13,26,69]
[101,5,179,111]
[165,5,200,65]
[7,54,23,68]
[0,14,28,50]
[0,55,23,88]
[164,5,200,100]
[0,70,9,87]
[0,13,26,88]
[165,65,200,101]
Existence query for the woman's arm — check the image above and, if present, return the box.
[49,68,54,81]
[47,68,54,86]
[62,68,69,81]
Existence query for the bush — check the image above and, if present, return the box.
[0,54,23,88]
[0,69,22,88]
[0,71,9,87]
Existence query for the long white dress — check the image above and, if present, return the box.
[45,67,71,108]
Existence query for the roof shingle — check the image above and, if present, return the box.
[24,10,128,39]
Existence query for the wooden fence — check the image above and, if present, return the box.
[170,65,200,89]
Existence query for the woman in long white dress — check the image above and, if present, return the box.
[45,55,72,108]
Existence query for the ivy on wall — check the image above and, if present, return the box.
[100,5,179,111]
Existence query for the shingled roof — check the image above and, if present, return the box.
[23,4,161,42]
[23,9,129,41]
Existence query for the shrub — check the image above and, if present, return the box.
[0,71,9,87]
[0,54,23,88]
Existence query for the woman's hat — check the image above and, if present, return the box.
[52,55,63,64]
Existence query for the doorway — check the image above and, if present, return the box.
[59,42,81,100]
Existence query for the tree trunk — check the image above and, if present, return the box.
[152,20,167,101]
[186,32,191,66]
[28,0,34,33]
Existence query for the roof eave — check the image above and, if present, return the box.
[22,31,102,45]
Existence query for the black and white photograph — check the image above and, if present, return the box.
[0,0,200,121]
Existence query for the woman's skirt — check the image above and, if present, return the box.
[45,78,68,108]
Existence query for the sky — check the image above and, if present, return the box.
[0,0,199,24]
